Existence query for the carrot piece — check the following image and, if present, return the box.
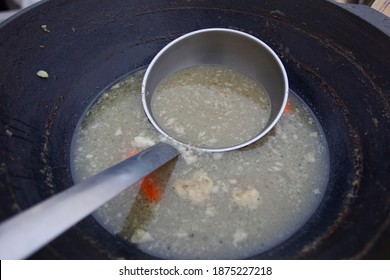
[126,149,161,203]
[283,100,293,115]
[140,174,162,203]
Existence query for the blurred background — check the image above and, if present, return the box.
[0,0,389,22]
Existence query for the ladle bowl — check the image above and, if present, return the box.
[142,28,289,152]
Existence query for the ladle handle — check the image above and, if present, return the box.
[0,142,179,260]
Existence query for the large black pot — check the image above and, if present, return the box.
[0,0,389,259]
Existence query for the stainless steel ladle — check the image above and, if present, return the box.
[0,143,179,259]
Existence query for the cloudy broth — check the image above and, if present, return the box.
[71,69,329,259]
[151,65,270,149]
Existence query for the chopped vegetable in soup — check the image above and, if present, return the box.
[71,68,329,259]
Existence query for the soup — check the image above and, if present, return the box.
[71,69,329,259]
[151,65,270,149]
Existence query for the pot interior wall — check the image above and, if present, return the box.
[0,0,389,259]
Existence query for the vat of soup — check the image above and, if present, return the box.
[0,0,389,259]
[71,69,330,259]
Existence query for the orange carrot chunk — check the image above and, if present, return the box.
[283,100,293,115]
[126,149,162,203]
[140,174,161,203]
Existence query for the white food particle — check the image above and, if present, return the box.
[313,189,321,195]
[268,166,282,172]
[177,146,198,165]
[41,25,50,32]
[174,126,185,135]
[86,154,93,159]
[228,179,237,185]
[304,152,316,163]
[173,170,214,204]
[205,207,217,217]
[132,136,156,148]
[232,186,261,210]
[165,118,176,126]
[233,229,248,247]
[90,124,99,129]
[36,70,49,79]
[114,128,123,136]
[131,229,154,243]
[5,129,12,137]
[310,132,318,138]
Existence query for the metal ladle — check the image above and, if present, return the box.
[0,143,179,259]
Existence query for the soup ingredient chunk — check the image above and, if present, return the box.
[140,174,161,203]
[131,229,154,244]
[127,149,162,203]
[232,186,261,210]
[36,70,49,79]
[173,170,215,204]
